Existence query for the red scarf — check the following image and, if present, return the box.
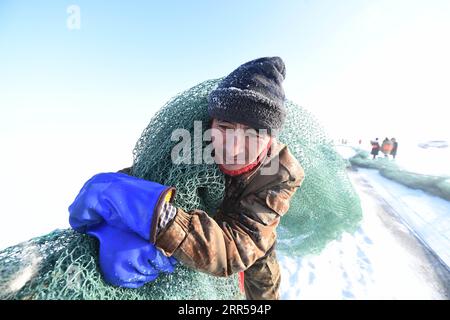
[218,138,272,176]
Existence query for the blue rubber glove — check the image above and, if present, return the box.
[87,223,177,288]
[69,172,175,242]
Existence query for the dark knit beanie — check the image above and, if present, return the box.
[207,56,286,134]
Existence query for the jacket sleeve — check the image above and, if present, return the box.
[155,170,304,277]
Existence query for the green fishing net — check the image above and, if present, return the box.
[0,79,362,300]
[0,229,241,300]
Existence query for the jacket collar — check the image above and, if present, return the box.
[229,138,285,185]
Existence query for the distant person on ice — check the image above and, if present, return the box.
[371,138,380,159]
[381,137,393,158]
[391,138,398,159]
[68,57,304,300]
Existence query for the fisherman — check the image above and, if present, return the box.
[69,57,305,300]
[371,138,380,160]
[391,138,398,159]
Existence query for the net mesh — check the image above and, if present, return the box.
[0,79,362,299]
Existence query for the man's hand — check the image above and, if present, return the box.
[68,172,175,242]
[87,223,177,288]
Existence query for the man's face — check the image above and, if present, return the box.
[210,118,271,171]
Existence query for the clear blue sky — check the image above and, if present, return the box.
[1,0,449,140]
[1,0,362,121]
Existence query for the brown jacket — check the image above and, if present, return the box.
[119,140,304,299]
[147,139,305,299]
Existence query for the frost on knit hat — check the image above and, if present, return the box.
[208,56,287,134]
